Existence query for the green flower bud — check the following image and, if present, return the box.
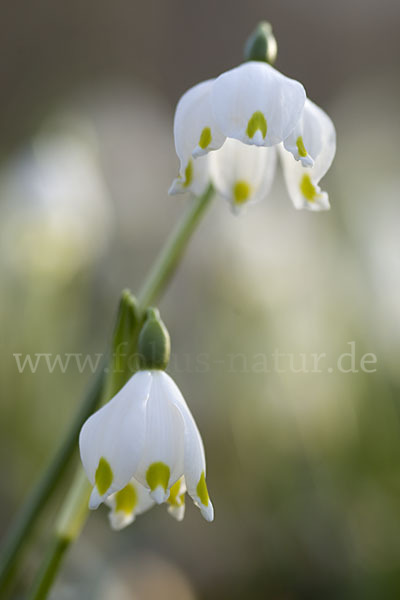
[243,21,277,66]
[138,308,171,370]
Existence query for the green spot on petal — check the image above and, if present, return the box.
[233,180,252,205]
[183,160,193,188]
[199,126,212,150]
[115,483,138,515]
[296,136,307,158]
[146,462,170,492]
[246,111,267,140]
[196,471,209,507]
[168,479,184,507]
[95,457,113,496]
[300,174,318,202]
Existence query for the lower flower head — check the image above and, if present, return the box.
[79,369,213,524]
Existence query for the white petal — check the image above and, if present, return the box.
[79,371,151,508]
[159,373,214,522]
[211,61,306,148]
[169,79,225,197]
[167,476,186,522]
[168,154,210,197]
[209,138,277,214]
[283,98,332,167]
[173,80,226,164]
[133,371,185,502]
[106,477,155,530]
[279,99,336,211]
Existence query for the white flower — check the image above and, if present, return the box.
[169,62,335,213]
[79,370,213,522]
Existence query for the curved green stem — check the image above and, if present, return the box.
[0,368,105,596]
[0,185,214,598]
[137,184,214,306]
[28,469,90,600]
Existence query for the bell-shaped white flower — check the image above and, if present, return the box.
[168,53,336,213]
[279,99,336,211]
[169,61,305,197]
[79,370,213,522]
[209,137,277,214]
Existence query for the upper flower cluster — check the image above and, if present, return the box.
[169,61,336,213]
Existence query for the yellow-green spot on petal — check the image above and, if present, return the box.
[233,180,252,206]
[95,457,113,496]
[300,174,318,202]
[199,126,212,150]
[296,136,307,158]
[183,160,193,188]
[168,479,183,507]
[196,471,209,507]
[115,483,137,515]
[146,462,170,492]
[246,111,267,140]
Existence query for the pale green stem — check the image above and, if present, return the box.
[137,184,214,307]
[28,469,90,600]
[0,368,106,597]
[24,184,215,599]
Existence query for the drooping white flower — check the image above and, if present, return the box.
[169,61,305,198]
[169,61,336,213]
[280,99,336,211]
[79,370,213,522]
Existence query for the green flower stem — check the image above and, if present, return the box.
[28,469,90,600]
[0,367,106,596]
[137,183,214,307]
[0,184,214,599]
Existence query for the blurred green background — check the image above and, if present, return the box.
[1,1,400,598]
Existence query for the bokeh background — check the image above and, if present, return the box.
[1,1,400,598]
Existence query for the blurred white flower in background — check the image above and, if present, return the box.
[0,116,113,281]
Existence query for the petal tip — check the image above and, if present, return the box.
[89,487,103,510]
[200,500,214,522]
[108,510,135,531]
[168,178,184,195]
[192,145,207,159]
[150,485,169,504]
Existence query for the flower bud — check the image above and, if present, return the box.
[243,21,277,66]
[138,308,170,370]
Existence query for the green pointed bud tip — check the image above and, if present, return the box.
[243,21,277,66]
[138,307,171,370]
[119,289,139,319]
[113,289,140,347]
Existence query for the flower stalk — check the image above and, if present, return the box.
[0,183,214,599]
